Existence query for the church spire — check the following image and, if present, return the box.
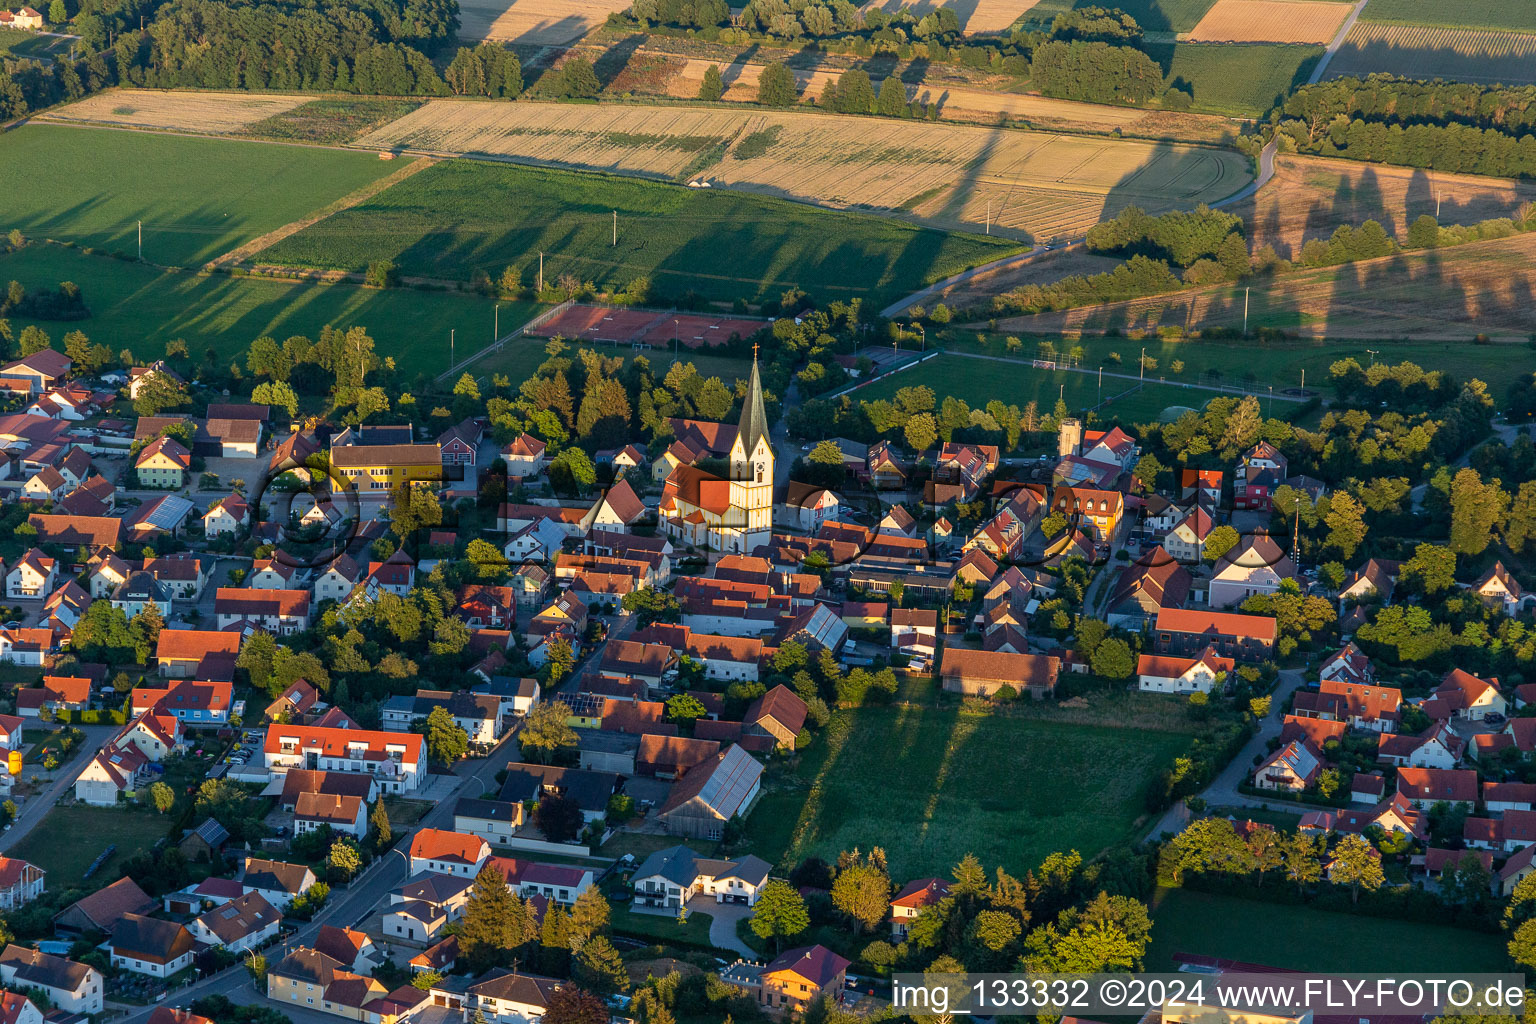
[737,347,770,457]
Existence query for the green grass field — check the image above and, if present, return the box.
[745,700,1197,879]
[1148,888,1511,972]
[1148,43,1324,117]
[0,245,540,379]
[0,125,408,267]
[10,804,170,887]
[259,159,1023,308]
[0,29,75,58]
[848,353,1241,427]
[1361,0,1536,30]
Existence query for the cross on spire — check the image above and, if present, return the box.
[752,341,759,361]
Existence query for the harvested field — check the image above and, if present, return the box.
[991,231,1536,340]
[1187,0,1352,44]
[358,100,1251,241]
[1326,22,1536,86]
[861,0,1042,35]
[919,247,1123,308]
[458,0,622,44]
[40,89,306,134]
[1233,153,1536,260]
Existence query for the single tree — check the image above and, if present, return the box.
[1328,834,1384,902]
[536,794,585,843]
[757,62,797,106]
[750,879,810,952]
[699,64,724,101]
[521,700,577,763]
[148,781,175,814]
[831,862,891,933]
[542,986,609,1024]
[573,935,628,996]
[423,705,470,765]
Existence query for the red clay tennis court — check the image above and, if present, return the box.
[525,304,768,349]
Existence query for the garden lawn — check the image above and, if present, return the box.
[0,245,540,380]
[0,125,408,266]
[10,804,170,886]
[1147,887,1511,971]
[259,159,1021,308]
[610,901,716,947]
[747,702,1196,879]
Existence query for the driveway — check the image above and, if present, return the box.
[687,896,756,958]
[1146,667,1315,838]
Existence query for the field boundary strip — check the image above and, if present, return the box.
[203,156,437,270]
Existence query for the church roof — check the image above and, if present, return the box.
[737,356,770,457]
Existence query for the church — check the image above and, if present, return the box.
[658,354,774,554]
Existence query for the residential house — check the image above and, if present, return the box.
[142,554,211,600]
[407,829,490,878]
[1377,722,1465,769]
[1233,441,1287,511]
[5,550,54,599]
[502,434,548,478]
[85,553,131,600]
[1425,668,1507,721]
[134,437,191,489]
[312,926,381,976]
[294,793,368,839]
[0,351,70,395]
[778,482,842,533]
[0,945,101,1015]
[108,915,194,977]
[263,725,426,794]
[188,891,281,954]
[111,572,172,619]
[0,861,42,910]
[759,946,850,1015]
[1340,558,1400,607]
[463,970,562,1024]
[329,442,443,501]
[53,877,155,936]
[214,588,311,634]
[890,878,951,939]
[130,679,232,724]
[1051,486,1122,545]
[247,559,299,591]
[1473,561,1529,616]
[1397,767,1479,809]
[313,555,364,605]
[1252,739,1322,792]
[156,630,241,678]
[380,690,503,745]
[630,846,771,908]
[240,858,317,910]
[743,685,807,749]
[1137,648,1233,694]
[202,493,249,538]
[1209,532,1298,609]
[1180,468,1222,505]
[1105,548,1190,629]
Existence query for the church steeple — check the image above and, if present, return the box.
[737,348,770,458]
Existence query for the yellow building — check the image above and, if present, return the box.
[329,443,443,499]
[134,437,191,489]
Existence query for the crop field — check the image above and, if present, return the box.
[1235,154,1536,260]
[458,0,622,44]
[1146,41,1324,116]
[241,98,424,143]
[0,125,408,267]
[1187,0,1352,44]
[859,0,1043,35]
[1360,0,1536,32]
[358,100,1251,243]
[1326,22,1536,86]
[40,89,308,134]
[745,701,1199,878]
[991,230,1536,340]
[259,158,1020,307]
[0,245,534,378]
[1148,889,1511,972]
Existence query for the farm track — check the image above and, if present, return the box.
[204,156,437,269]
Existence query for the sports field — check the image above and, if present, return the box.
[1187,0,1352,44]
[1148,888,1511,972]
[258,158,1022,307]
[0,125,409,267]
[1360,0,1536,31]
[0,245,536,379]
[1146,42,1324,116]
[359,101,1252,243]
[746,698,1200,878]
[848,353,1222,425]
[1327,22,1536,86]
[992,230,1536,340]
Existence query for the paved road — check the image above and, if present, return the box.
[1146,668,1311,838]
[1409,421,1523,510]
[1308,0,1370,85]
[1211,137,1279,209]
[0,724,117,854]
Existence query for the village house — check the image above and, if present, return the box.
[890,878,951,939]
[294,793,368,839]
[657,746,763,840]
[758,945,850,1015]
[1154,608,1277,662]
[502,433,548,478]
[5,550,54,600]
[631,845,771,908]
[1233,441,1287,511]
[1424,668,1506,721]
[240,858,318,910]
[264,725,426,794]
[1136,648,1233,695]
[0,945,102,1015]
[1397,767,1479,809]
[1252,738,1323,792]
[0,859,43,910]
[1106,548,1190,629]
[156,629,242,678]
[940,648,1061,699]
[1293,678,1402,734]
[215,588,312,634]
[108,915,194,977]
[1472,561,1530,616]
[202,493,249,537]
[188,891,282,954]
[1208,532,1298,609]
[134,437,191,489]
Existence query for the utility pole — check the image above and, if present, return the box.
[1366,347,1379,367]
[138,221,142,262]
[450,328,455,369]
[986,200,991,235]
[1140,346,1145,381]
[1268,384,1273,418]
[1437,187,1443,219]
[538,252,544,293]
[1243,287,1250,335]
[1300,367,1305,392]
[494,303,499,339]
[1097,364,1102,406]
[612,211,617,247]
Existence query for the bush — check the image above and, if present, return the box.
[365,260,398,289]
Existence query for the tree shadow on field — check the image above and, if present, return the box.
[593,33,646,89]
